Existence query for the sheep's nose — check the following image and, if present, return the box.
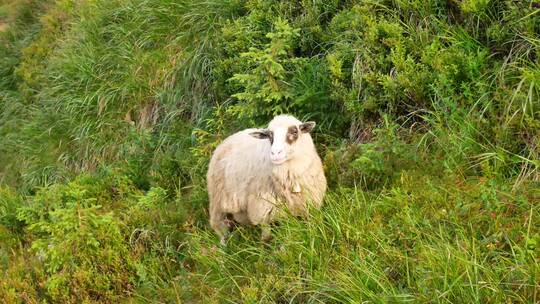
[271,149,284,156]
[270,147,286,164]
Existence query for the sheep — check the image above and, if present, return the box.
[207,114,327,245]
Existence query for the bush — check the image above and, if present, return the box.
[0,187,25,280]
[0,187,23,233]
[29,205,133,302]
[15,176,135,302]
[325,117,419,189]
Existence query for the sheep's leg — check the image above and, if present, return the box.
[220,233,228,246]
[210,214,229,246]
[261,224,272,242]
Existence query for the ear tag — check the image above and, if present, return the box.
[292,183,302,193]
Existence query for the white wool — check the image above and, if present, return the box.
[207,115,327,244]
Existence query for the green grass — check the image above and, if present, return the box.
[184,172,538,303]
[0,0,539,302]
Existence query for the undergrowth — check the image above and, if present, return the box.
[0,0,538,302]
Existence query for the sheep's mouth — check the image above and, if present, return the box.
[271,158,287,165]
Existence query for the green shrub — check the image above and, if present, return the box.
[0,187,23,233]
[0,187,24,280]
[14,177,135,302]
[325,117,419,189]
[228,18,300,119]
[29,205,133,302]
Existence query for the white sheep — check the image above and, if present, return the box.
[207,114,327,244]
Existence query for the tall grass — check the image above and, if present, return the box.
[0,0,538,302]
[187,175,538,303]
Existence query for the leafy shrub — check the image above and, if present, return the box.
[0,187,25,280]
[29,205,133,302]
[228,18,300,120]
[16,177,136,302]
[0,187,23,233]
[325,117,419,189]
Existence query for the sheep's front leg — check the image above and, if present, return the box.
[220,233,228,246]
[247,195,275,242]
[260,224,272,242]
[210,214,230,246]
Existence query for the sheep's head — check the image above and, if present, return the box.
[249,115,316,165]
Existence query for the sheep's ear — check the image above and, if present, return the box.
[249,129,271,139]
[299,121,316,133]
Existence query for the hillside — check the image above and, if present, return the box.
[0,0,538,302]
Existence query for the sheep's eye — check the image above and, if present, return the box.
[288,126,298,135]
[286,126,299,144]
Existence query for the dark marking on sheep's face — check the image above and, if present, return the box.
[250,129,273,144]
[286,126,299,144]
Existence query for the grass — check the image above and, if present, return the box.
[185,173,538,303]
[0,0,539,302]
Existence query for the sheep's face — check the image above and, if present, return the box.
[250,120,315,165]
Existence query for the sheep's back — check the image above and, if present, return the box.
[207,129,273,214]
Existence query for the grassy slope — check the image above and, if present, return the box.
[0,0,538,303]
